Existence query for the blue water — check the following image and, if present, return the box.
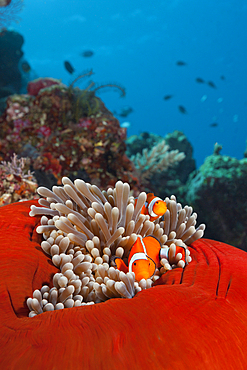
[6,0,247,166]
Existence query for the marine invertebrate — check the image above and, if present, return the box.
[27,178,205,315]
[130,139,185,182]
[93,83,126,97]
[67,71,125,120]
[0,153,37,205]
[1,200,247,369]
[0,0,23,28]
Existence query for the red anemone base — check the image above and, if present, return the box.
[0,200,247,369]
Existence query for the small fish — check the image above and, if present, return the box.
[119,106,133,118]
[220,75,225,80]
[64,61,75,74]
[81,50,94,58]
[0,0,11,7]
[210,123,218,127]
[136,193,167,222]
[114,235,188,281]
[21,61,31,73]
[195,77,204,84]
[176,60,187,66]
[114,236,157,281]
[200,95,207,102]
[178,105,187,114]
[120,121,131,128]
[163,95,173,101]
[207,81,217,89]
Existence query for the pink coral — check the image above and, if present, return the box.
[37,126,51,138]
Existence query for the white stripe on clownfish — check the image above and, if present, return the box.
[128,236,149,272]
[159,246,169,260]
[148,197,163,218]
[128,252,148,273]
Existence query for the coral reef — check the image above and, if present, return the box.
[165,130,196,182]
[0,78,137,190]
[185,148,247,251]
[27,178,205,315]
[0,153,38,206]
[1,200,247,369]
[126,131,162,157]
[127,131,196,200]
[130,138,185,183]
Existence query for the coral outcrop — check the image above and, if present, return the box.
[126,131,196,200]
[185,150,247,251]
[0,29,24,113]
[0,79,137,190]
[130,138,185,183]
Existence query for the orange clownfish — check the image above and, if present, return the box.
[114,235,188,281]
[136,193,167,222]
[115,235,159,281]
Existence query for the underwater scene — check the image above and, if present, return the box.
[0,1,247,369]
[0,0,246,249]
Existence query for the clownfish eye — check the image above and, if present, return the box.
[156,201,159,204]
[134,262,136,266]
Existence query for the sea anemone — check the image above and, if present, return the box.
[1,200,247,369]
[27,178,205,315]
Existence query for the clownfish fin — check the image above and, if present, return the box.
[146,193,155,202]
[113,257,128,273]
[143,235,161,249]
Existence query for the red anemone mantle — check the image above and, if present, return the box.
[0,200,247,369]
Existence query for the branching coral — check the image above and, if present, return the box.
[130,139,185,183]
[27,178,205,316]
[0,153,38,206]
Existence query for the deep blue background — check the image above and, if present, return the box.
[8,0,247,166]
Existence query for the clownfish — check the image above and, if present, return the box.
[114,235,188,282]
[136,193,167,222]
[115,235,158,281]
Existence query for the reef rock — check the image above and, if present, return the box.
[0,80,138,191]
[185,152,247,251]
[0,29,24,112]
